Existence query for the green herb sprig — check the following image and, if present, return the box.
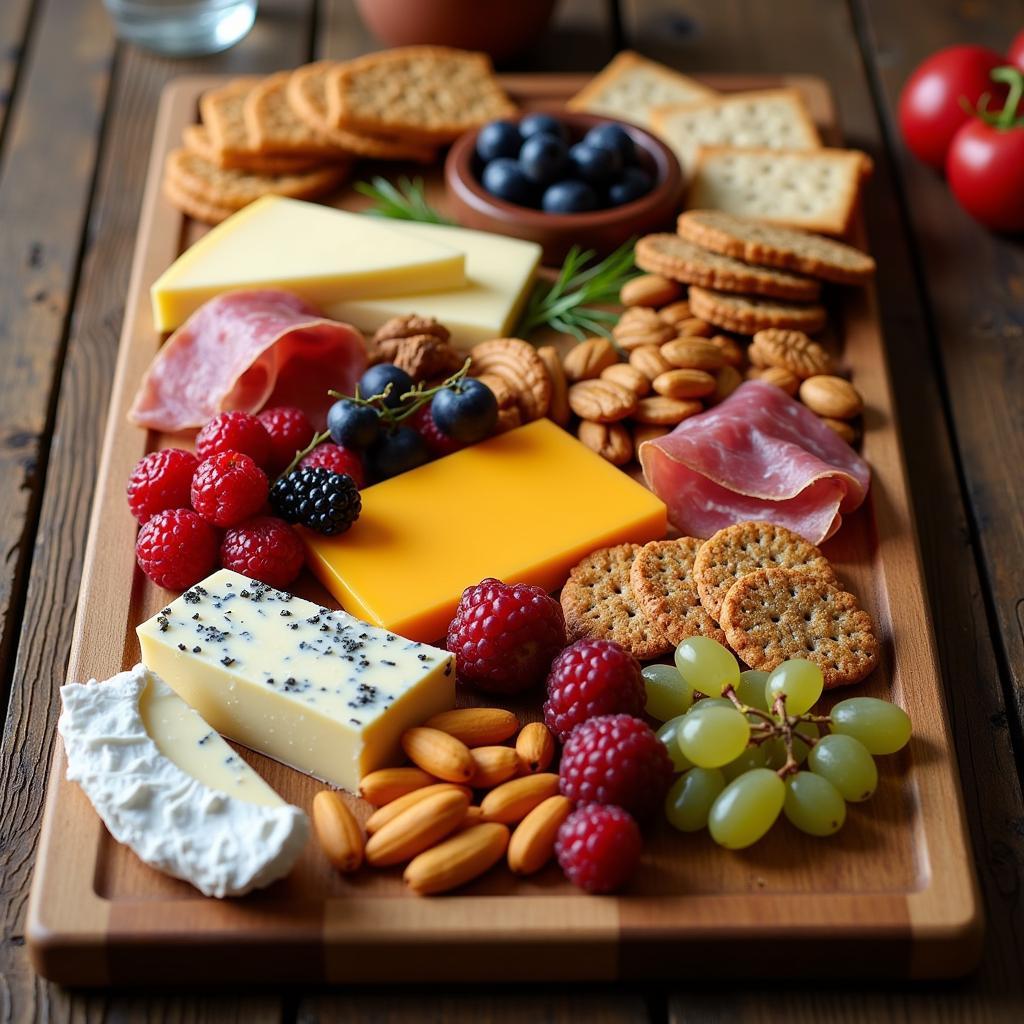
[354,175,455,225]
[516,241,637,340]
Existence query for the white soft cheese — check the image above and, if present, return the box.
[58,664,309,898]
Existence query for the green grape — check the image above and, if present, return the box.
[678,704,751,768]
[642,663,694,721]
[764,721,819,769]
[808,733,878,802]
[664,767,725,832]
[783,771,846,836]
[830,697,911,755]
[686,696,735,713]
[720,742,769,782]
[674,636,740,696]
[736,670,770,711]
[708,768,785,849]
[656,716,693,772]
[764,659,824,716]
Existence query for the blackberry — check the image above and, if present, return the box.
[270,467,361,536]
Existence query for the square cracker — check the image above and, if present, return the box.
[330,46,517,143]
[685,145,872,236]
[244,70,352,159]
[182,124,323,175]
[567,51,716,127]
[199,77,264,160]
[649,88,821,174]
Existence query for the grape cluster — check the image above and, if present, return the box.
[642,637,912,850]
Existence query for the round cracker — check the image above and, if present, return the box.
[693,521,837,622]
[560,544,670,660]
[719,566,878,688]
[629,538,727,647]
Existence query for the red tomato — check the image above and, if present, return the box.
[899,45,1007,168]
[946,118,1024,231]
[1010,29,1024,74]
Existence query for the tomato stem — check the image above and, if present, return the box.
[991,66,1024,129]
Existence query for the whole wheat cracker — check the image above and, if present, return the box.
[199,78,264,160]
[244,71,353,159]
[677,209,876,284]
[635,233,820,302]
[330,46,516,143]
[163,174,234,225]
[688,286,827,335]
[182,124,323,175]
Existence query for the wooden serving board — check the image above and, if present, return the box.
[27,73,982,986]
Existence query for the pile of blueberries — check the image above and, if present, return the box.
[475,114,654,214]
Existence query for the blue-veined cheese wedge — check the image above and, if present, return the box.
[136,569,456,792]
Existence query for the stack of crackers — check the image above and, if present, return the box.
[164,48,516,224]
[560,522,878,689]
[569,51,871,236]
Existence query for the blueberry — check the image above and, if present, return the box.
[357,363,414,409]
[519,113,568,143]
[430,379,499,443]
[519,134,568,186]
[476,120,521,162]
[606,166,653,206]
[584,123,636,164]
[567,141,621,185]
[481,157,535,205]
[368,427,431,480]
[327,398,380,450]
[541,180,599,214]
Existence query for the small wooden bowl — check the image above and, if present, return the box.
[444,110,684,264]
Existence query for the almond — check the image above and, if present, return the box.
[537,345,570,426]
[613,307,674,351]
[633,395,703,426]
[577,420,633,466]
[799,375,863,419]
[469,746,520,788]
[359,766,436,806]
[515,721,555,775]
[658,300,692,326]
[712,364,743,404]
[710,334,745,368]
[400,726,475,783]
[365,783,472,835]
[562,338,618,382]
[675,317,714,338]
[633,422,670,446]
[568,379,637,423]
[424,707,519,747]
[403,822,510,895]
[600,362,650,397]
[364,788,470,866]
[620,273,682,309]
[456,805,487,831]
[652,368,716,400]
[480,773,560,824]
[507,795,573,875]
[821,416,858,444]
[660,337,724,371]
[312,791,364,873]
[628,344,672,381]
[759,365,800,396]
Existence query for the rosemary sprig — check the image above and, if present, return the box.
[354,175,455,225]
[516,240,637,340]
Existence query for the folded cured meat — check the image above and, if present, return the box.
[129,289,367,432]
[638,380,870,544]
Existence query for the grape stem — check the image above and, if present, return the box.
[720,684,831,779]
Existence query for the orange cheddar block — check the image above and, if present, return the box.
[302,419,667,642]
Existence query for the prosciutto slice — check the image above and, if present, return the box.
[129,289,367,432]
[639,380,870,543]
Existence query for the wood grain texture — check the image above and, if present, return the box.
[0,2,316,1021]
[619,0,1024,1016]
[0,0,33,137]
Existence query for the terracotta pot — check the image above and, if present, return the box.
[354,0,559,63]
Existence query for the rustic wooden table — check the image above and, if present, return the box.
[1,0,1022,1019]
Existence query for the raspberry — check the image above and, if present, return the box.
[446,578,566,695]
[126,448,198,524]
[543,639,645,741]
[220,515,305,588]
[300,443,365,488]
[555,804,642,894]
[409,403,465,458]
[558,714,673,820]
[269,466,361,535]
[195,411,272,468]
[190,451,268,528]
[136,508,218,590]
[258,406,315,473]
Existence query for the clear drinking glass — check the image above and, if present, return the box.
[103,0,258,57]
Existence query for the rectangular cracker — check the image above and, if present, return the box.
[330,46,516,143]
[685,146,873,236]
[244,70,351,159]
[650,88,821,174]
[199,77,263,160]
[567,51,716,127]
[182,124,324,175]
